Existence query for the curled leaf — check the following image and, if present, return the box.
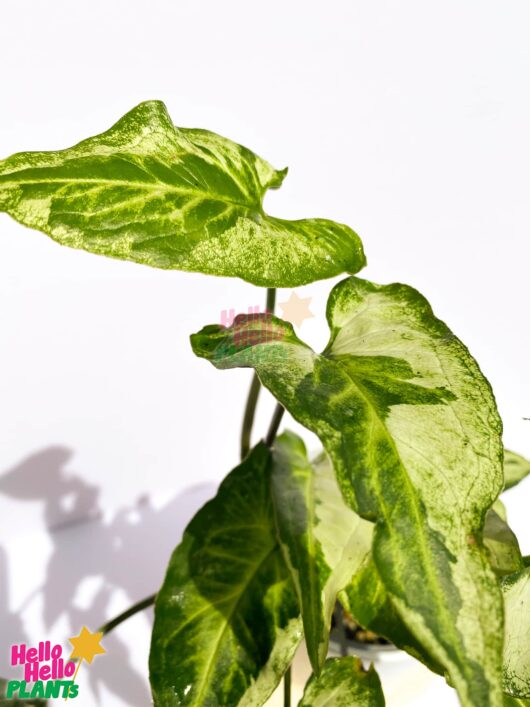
[0,101,365,287]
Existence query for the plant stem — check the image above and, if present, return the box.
[265,403,285,447]
[98,593,156,636]
[240,288,277,459]
[283,666,291,707]
[240,374,261,459]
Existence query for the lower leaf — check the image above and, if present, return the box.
[149,443,302,706]
[298,657,385,706]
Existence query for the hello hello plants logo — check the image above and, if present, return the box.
[6,627,105,701]
[217,291,314,364]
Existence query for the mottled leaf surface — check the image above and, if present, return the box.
[298,657,385,707]
[502,569,530,699]
[0,101,365,286]
[339,556,444,676]
[149,443,302,707]
[191,276,504,707]
[504,451,530,491]
[271,433,373,673]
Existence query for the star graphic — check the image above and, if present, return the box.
[69,626,106,664]
[278,291,314,328]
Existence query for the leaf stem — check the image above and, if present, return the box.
[265,403,285,447]
[240,374,261,460]
[284,666,291,707]
[240,288,277,459]
[98,593,156,636]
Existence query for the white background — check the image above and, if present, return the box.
[0,1,529,705]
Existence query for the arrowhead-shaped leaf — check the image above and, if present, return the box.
[0,101,365,287]
[191,276,505,707]
[271,432,373,673]
[503,451,530,491]
[502,569,530,699]
[298,657,385,707]
[149,442,302,707]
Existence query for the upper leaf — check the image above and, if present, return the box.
[191,276,505,707]
[149,442,302,707]
[271,432,373,673]
[298,657,385,707]
[503,451,530,491]
[0,101,365,286]
[502,569,530,699]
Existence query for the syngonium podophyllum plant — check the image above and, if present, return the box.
[1,100,530,707]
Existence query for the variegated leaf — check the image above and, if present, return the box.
[0,101,365,287]
[149,442,302,707]
[271,432,373,673]
[504,451,530,491]
[502,569,530,699]
[191,276,504,707]
[298,657,385,707]
[341,504,523,675]
[339,555,444,676]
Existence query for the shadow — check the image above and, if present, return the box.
[0,446,216,706]
[0,446,100,530]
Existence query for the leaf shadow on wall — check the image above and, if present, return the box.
[0,446,216,706]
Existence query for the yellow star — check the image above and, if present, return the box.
[68,626,106,664]
[278,291,314,328]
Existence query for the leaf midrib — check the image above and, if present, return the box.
[0,175,264,214]
[191,541,279,706]
[329,357,475,695]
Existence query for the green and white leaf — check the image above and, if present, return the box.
[339,556,444,676]
[271,432,373,673]
[340,505,522,674]
[0,101,365,287]
[503,451,530,491]
[502,569,530,699]
[191,275,504,707]
[298,657,385,707]
[149,442,302,707]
